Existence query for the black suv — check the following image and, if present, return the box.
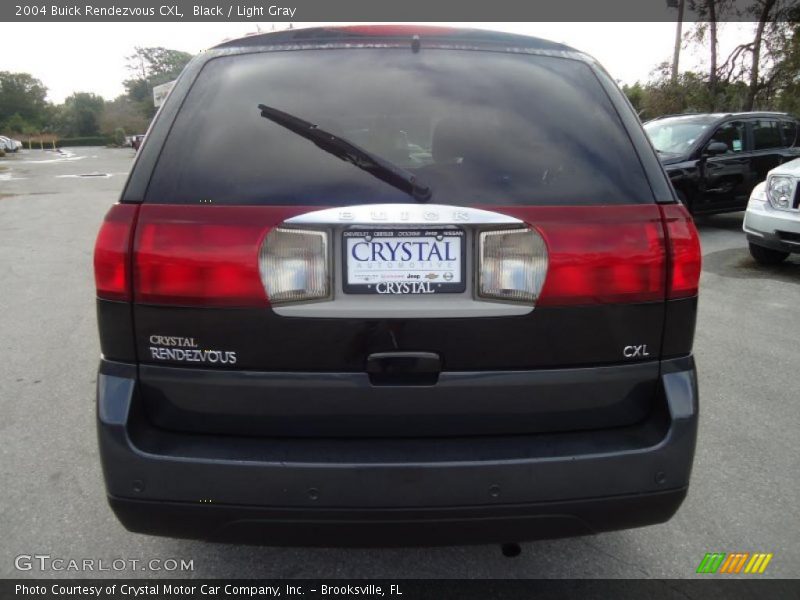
[645,112,800,215]
[94,26,701,546]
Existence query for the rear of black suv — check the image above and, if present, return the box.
[94,26,701,545]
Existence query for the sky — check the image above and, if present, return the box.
[2,21,756,104]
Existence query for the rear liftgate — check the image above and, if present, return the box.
[95,202,700,438]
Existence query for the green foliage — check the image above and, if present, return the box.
[624,71,756,122]
[124,46,192,119]
[56,92,106,137]
[56,136,111,147]
[99,95,150,136]
[0,46,191,137]
[112,127,126,146]
[2,112,39,135]
[766,21,800,115]
[626,3,799,121]
[624,22,800,121]
[0,71,49,130]
[126,46,193,84]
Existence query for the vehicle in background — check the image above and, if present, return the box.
[131,135,145,151]
[743,157,800,264]
[644,112,799,215]
[94,25,701,546]
[0,136,21,153]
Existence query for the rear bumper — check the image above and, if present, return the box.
[109,489,687,547]
[97,356,698,546]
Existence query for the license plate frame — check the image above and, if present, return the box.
[342,228,466,295]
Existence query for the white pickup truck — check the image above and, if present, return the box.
[744,157,800,264]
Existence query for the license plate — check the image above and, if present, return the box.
[343,228,466,295]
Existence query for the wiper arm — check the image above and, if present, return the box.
[258,104,432,202]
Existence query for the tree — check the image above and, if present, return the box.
[123,46,192,117]
[126,46,192,84]
[0,71,49,130]
[621,65,755,121]
[709,1,798,111]
[670,0,686,83]
[641,66,717,119]
[3,113,39,135]
[687,1,735,109]
[764,19,800,113]
[621,82,646,116]
[99,95,151,136]
[746,0,778,110]
[679,1,798,113]
[112,127,126,146]
[57,92,105,137]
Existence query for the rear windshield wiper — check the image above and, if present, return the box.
[258,104,432,202]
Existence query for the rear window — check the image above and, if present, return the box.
[146,48,653,206]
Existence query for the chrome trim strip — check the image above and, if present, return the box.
[284,204,523,226]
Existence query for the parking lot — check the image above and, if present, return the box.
[0,146,798,579]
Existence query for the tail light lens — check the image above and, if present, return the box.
[122,204,696,309]
[494,206,667,306]
[259,228,330,304]
[478,228,548,303]
[661,204,702,299]
[133,206,275,307]
[93,203,138,301]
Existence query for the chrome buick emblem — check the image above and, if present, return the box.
[286,204,524,226]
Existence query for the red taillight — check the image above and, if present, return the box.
[133,205,306,307]
[661,204,702,299]
[123,203,698,309]
[495,205,668,306]
[94,203,138,302]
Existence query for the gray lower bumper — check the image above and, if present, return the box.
[97,356,698,544]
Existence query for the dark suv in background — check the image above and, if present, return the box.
[644,112,800,215]
[94,25,701,546]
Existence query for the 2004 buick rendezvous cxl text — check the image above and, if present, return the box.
[93,25,702,546]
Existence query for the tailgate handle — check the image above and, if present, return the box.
[366,352,441,386]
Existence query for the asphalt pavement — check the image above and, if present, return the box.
[0,147,798,579]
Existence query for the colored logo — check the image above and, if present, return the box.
[696,552,773,574]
